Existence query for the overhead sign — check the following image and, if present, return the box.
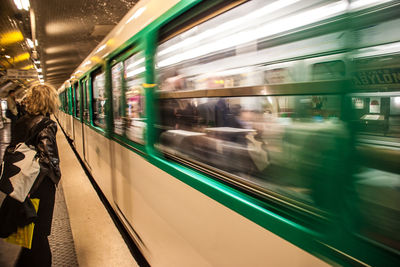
[6,69,38,79]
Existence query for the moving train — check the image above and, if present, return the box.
[56,0,400,266]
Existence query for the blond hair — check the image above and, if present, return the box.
[25,83,60,115]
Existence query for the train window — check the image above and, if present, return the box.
[65,89,70,114]
[92,71,107,128]
[64,91,67,112]
[350,93,400,138]
[112,62,124,135]
[60,93,64,111]
[347,16,400,251]
[350,93,400,250]
[156,0,347,91]
[264,65,294,84]
[60,92,63,111]
[83,79,90,121]
[73,82,80,118]
[62,94,65,111]
[157,94,345,208]
[349,60,400,250]
[312,60,345,80]
[123,52,146,143]
[110,52,146,143]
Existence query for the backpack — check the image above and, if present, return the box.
[0,118,53,202]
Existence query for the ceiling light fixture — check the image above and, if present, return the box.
[14,0,30,11]
[22,64,34,70]
[13,52,30,63]
[21,0,30,11]
[0,31,24,46]
[13,0,23,10]
[27,38,34,48]
[5,55,11,58]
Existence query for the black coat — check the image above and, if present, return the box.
[12,114,61,186]
[11,113,61,236]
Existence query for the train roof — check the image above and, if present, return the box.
[58,0,180,92]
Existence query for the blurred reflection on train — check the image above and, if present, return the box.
[158,95,347,209]
[351,50,400,250]
[155,0,400,252]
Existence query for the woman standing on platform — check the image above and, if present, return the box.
[12,83,61,267]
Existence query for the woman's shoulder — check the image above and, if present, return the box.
[25,115,57,136]
[38,116,57,134]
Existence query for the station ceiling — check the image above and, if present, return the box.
[0,0,138,98]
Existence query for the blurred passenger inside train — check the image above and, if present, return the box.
[161,69,185,91]
[159,94,350,209]
[12,83,61,267]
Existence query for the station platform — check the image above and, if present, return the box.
[0,122,139,267]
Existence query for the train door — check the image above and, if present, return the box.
[74,81,85,158]
[70,85,76,141]
[109,50,146,223]
[82,78,91,168]
[67,86,74,141]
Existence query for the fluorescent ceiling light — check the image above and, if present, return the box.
[21,0,30,11]
[14,0,22,10]
[37,68,42,72]
[27,38,34,48]
[5,55,11,58]
[126,7,146,24]
[35,39,38,46]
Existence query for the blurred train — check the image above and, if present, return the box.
[56,0,400,266]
